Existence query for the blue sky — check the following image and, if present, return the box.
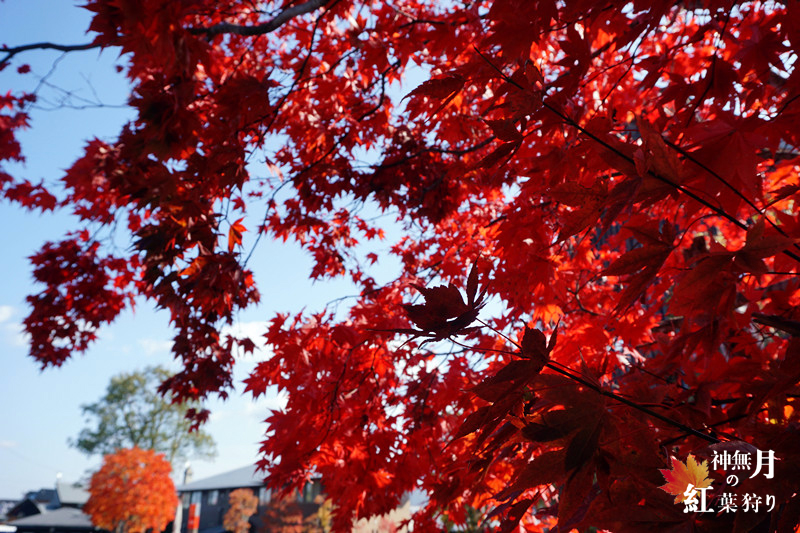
[0,0,408,498]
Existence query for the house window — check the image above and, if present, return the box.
[207,490,218,506]
[190,492,201,505]
[296,482,321,504]
[302,481,323,503]
[258,487,271,505]
[181,493,190,507]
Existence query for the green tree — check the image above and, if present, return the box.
[72,366,216,465]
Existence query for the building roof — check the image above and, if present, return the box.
[0,500,17,520]
[9,508,99,531]
[7,500,46,520]
[178,465,265,492]
[22,490,55,507]
[56,482,89,506]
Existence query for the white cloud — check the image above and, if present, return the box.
[208,392,286,425]
[138,338,173,356]
[131,322,271,361]
[0,305,13,324]
[243,401,262,416]
[0,440,18,448]
[263,391,287,412]
[222,321,272,360]
[0,306,25,346]
[10,322,30,347]
[244,393,286,417]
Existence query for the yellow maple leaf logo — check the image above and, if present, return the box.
[659,455,713,504]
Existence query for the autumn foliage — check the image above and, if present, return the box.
[223,489,259,533]
[4,0,800,531]
[84,447,177,533]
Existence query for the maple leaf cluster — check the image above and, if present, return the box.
[4,0,800,530]
[84,447,177,533]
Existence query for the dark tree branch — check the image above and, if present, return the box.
[0,42,102,64]
[2,1,332,62]
[189,0,331,37]
[446,327,721,444]
[753,313,800,337]
[544,361,720,444]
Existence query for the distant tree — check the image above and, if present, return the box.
[84,447,178,533]
[312,497,333,533]
[223,489,259,533]
[71,366,215,464]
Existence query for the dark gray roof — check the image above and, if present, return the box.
[178,465,265,492]
[22,490,55,506]
[7,499,46,519]
[10,508,98,530]
[56,482,89,506]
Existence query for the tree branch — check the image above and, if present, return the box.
[189,0,331,37]
[2,0,332,62]
[753,312,800,337]
[0,42,102,64]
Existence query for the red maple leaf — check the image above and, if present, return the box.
[659,455,713,504]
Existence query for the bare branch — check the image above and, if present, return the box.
[189,0,331,37]
[3,0,331,63]
[1,42,102,64]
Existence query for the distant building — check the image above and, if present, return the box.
[7,508,105,533]
[53,483,90,509]
[7,482,89,520]
[3,481,98,533]
[0,501,17,522]
[177,465,419,533]
[6,490,53,521]
[4,500,43,523]
[177,466,322,533]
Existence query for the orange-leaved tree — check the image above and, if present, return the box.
[223,488,259,533]
[84,447,178,533]
[4,0,800,531]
